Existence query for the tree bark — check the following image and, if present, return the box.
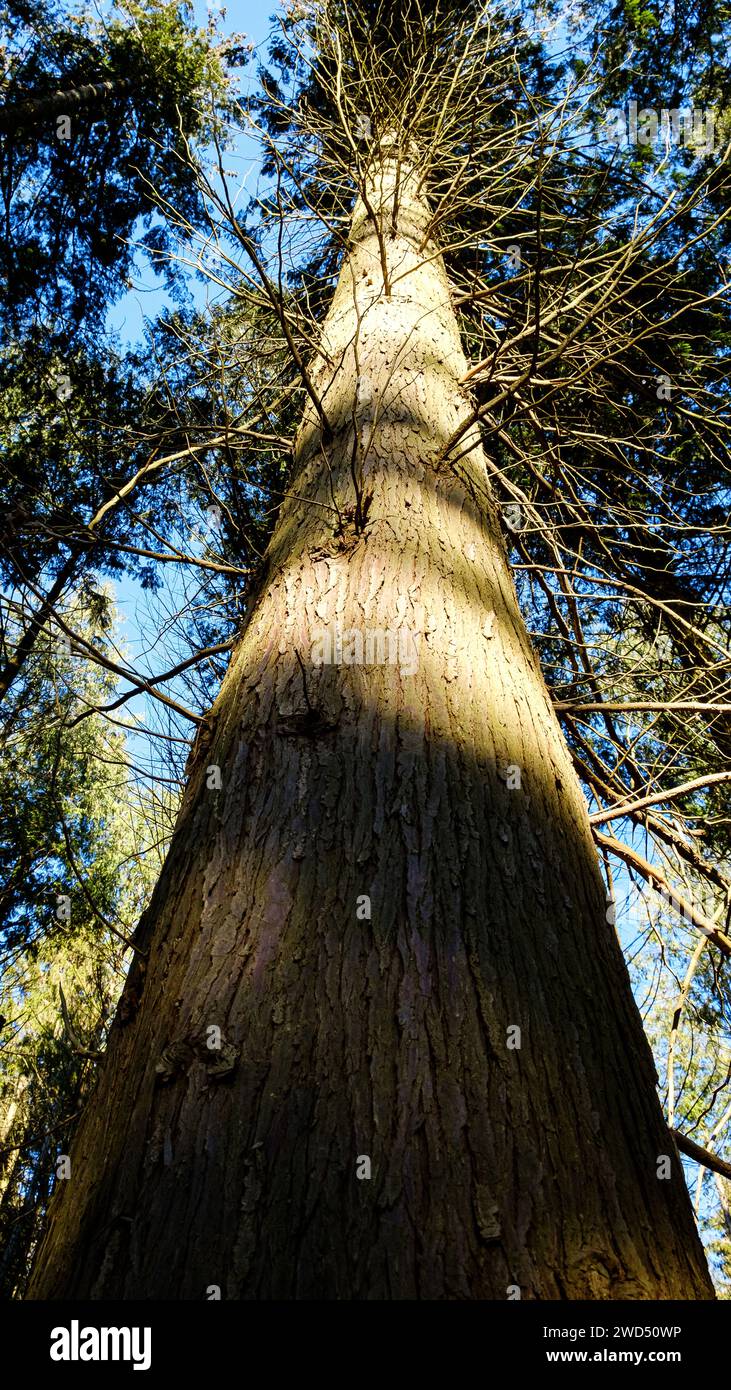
[0,1075,28,1201]
[0,79,130,135]
[27,142,714,1300]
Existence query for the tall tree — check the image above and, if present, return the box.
[26,0,725,1295]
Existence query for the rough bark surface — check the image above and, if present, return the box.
[28,147,714,1300]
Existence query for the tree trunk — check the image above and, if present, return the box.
[27,142,714,1301]
[0,1075,28,1202]
[0,80,130,135]
[713,1174,731,1289]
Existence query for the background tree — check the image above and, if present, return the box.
[0,0,247,333]
[0,0,250,705]
[0,592,157,1294]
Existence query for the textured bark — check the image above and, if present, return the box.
[0,1075,28,1202]
[28,146,714,1300]
[0,79,130,134]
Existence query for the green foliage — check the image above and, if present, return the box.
[0,0,242,337]
[1,593,145,947]
[0,588,161,1295]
